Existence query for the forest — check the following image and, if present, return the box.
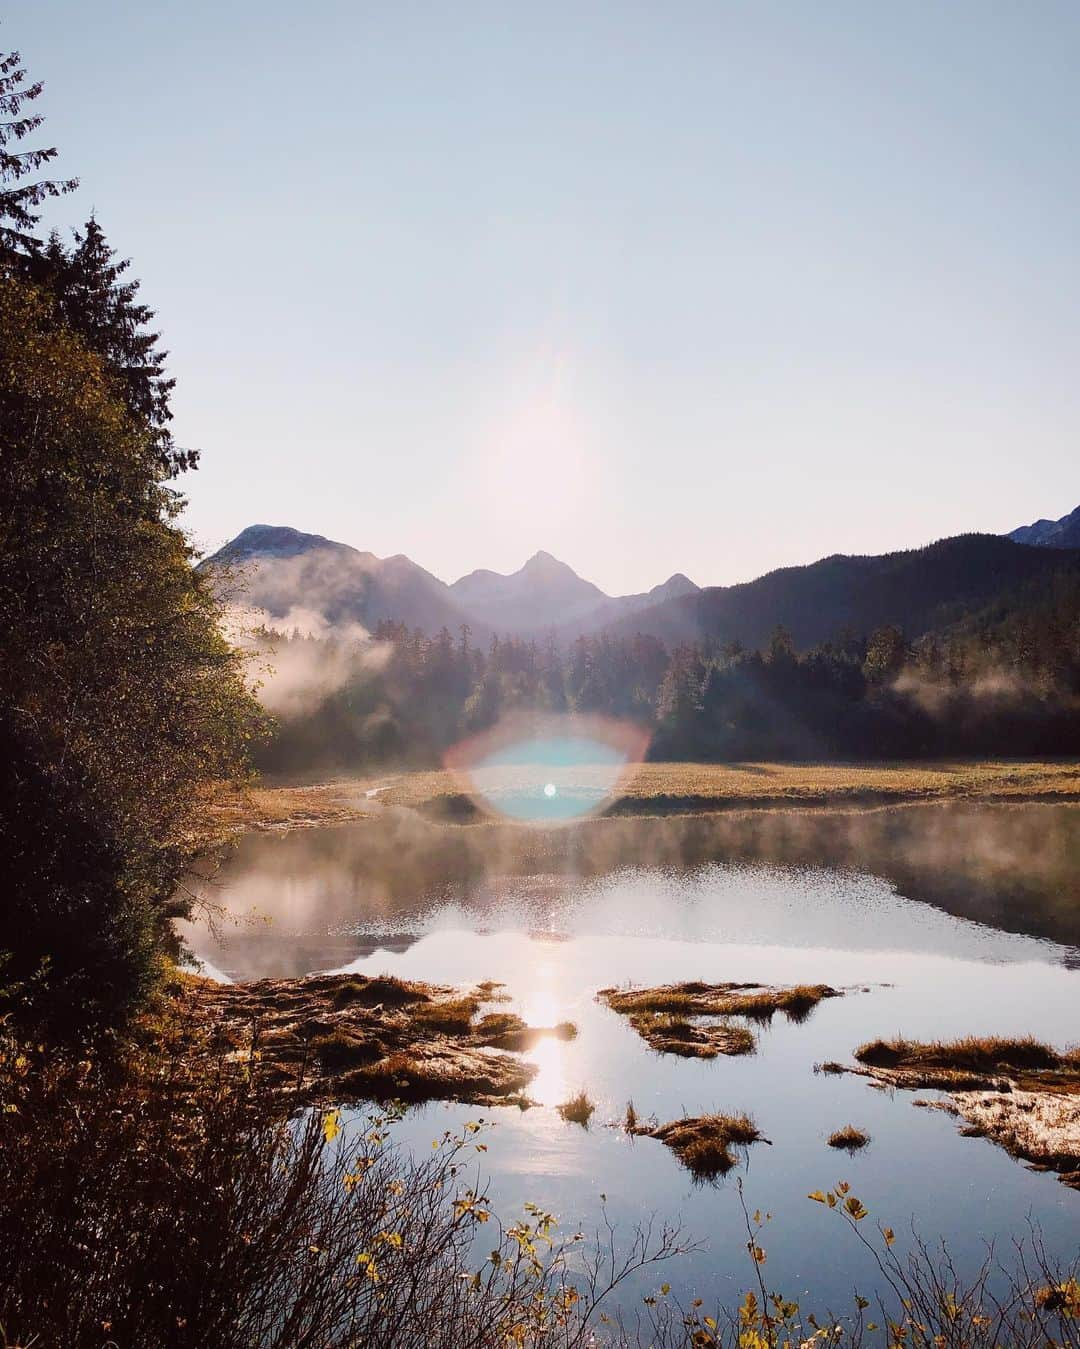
[257,568,1080,774]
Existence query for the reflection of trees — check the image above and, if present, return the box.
[185,804,1080,979]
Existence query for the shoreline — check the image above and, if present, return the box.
[205,759,1080,834]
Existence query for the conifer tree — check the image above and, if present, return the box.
[0,46,76,256]
[42,218,195,474]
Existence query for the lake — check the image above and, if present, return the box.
[179,801,1080,1315]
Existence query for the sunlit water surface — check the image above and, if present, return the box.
[180,802,1080,1313]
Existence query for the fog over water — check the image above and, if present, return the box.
[180,802,1080,1312]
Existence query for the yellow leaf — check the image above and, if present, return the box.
[322,1110,341,1144]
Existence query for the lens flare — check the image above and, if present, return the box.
[444,714,649,825]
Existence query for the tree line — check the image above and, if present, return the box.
[258,568,1080,774]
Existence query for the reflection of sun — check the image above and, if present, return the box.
[520,981,569,1107]
[527,1037,568,1108]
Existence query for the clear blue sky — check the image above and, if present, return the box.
[11,1,1080,593]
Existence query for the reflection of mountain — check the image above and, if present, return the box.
[179,803,1080,978]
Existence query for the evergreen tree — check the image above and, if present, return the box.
[40,217,194,475]
[0,46,76,257]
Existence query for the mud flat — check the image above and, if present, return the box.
[176,972,573,1107]
[832,1036,1080,1190]
[599,981,841,1058]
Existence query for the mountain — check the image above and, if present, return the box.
[1007,504,1080,549]
[201,525,474,636]
[449,551,607,631]
[205,524,1080,652]
[601,534,1080,650]
[201,526,700,638]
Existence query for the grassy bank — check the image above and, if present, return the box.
[210,759,1080,832]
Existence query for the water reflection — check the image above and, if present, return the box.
[176,801,1080,1314]
[180,803,1080,979]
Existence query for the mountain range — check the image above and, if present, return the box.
[204,505,1080,649]
[1007,503,1080,550]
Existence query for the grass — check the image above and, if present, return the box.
[179,973,560,1107]
[557,1090,596,1127]
[854,1035,1071,1073]
[214,760,1080,831]
[410,995,480,1032]
[828,1125,870,1150]
[475,1013,578,1050]
[643,1113,764,1179]
[626,1010,756,1059]
[311,1028,379,1070]
[603,981,839,1023]
[330,975,426,1009]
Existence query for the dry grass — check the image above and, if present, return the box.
[411,996,480,1032]
[557,1090,596,1127]
[603,981,839,1024]
[329,975,427,1009]
[626,1010,756,1059]
[475,1013,578,1051]
[179,972,556,1107]
[855,1036,1067,1073]
[828,1124,870,1150]
[846,1035,1080,1189]
[638,1113,764,1178]
[209,760,1080,832]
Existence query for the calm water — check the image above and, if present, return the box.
[180,802,1080,1313]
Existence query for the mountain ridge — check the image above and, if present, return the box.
[1008,504,1080,550]
[203,511,1080,649]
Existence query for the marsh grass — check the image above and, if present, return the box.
[626,1010,756,1059]
[603,982,838,1023]
[329,974,425,1009]
[312,1028,380,1070]
[410,996,480,1032]
[557,1090,596,1127]
[827,1124,870,1150]
[855,1035,1069,1073]
[643,1113,764,1179]
[3,1029,1078,1348]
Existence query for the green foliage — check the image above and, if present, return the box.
[0,275,266,1034]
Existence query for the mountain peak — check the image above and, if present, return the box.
[209,524,340,563]
[1007,504,1080,550]
[521,548,575,576]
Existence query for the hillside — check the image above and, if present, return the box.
[202,525,477,636]
[202,526,701,638]
[204,524,1080,652]
[1008,504,1080,550]
[604,534,1080,649]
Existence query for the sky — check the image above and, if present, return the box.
[10,1,1080,594]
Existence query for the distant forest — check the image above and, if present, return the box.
[257,568,1080,771]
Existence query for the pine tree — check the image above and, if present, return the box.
[0,47,77,256]
[40,217,194,474]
